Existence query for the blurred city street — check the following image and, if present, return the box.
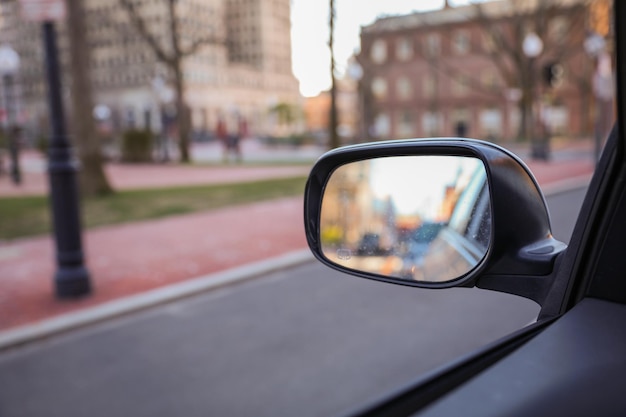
[0,139,596,334]
[0,184,587,417]
[0,0,615,414]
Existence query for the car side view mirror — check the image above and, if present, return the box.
[319,155,490,283]
[304,139,566,305]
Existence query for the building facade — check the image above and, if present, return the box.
[0,0,301,141]
[356,0,607,143]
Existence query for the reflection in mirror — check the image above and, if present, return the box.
[320,155,491,283]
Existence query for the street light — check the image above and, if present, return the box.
[42,21,91,297]
[0,44,22,184]
[151,75,175,162]
[522,32,549,160]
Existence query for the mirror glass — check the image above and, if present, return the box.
[320,155,491,283]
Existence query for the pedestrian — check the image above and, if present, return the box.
[216,115,228,162]
[231,115,248,163]
[455,120,468,138]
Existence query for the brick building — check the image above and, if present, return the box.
[356,0,606,143]
[0,0,301,141]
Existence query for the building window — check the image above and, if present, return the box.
[545,105,569,134]
[422,112,442,136]
[425,34,440,57]
[482,33,496,53]
[370,39,387,64]
[396,77,412,100]
[479,108,503,138]
[397,110,414,137]
[371,77,388,99]
[396,37,413,61]
[549,17,569,43]
[452,75,469,96]
[374,113,391,137]
[453,30,470,54]
[481,70,499,91]
[423,74,436,98]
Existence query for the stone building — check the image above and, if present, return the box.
[356,0,607,143]
[0,0,301,141]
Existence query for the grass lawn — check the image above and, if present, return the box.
[0,176,307,240]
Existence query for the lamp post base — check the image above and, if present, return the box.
[55,266,91,298]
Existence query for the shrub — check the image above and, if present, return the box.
[121,129,153,162]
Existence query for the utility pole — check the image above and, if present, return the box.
[328,0,339,149]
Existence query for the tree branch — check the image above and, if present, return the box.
[119,0,174,67]
[180,35,226,57]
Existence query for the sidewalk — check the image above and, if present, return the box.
[0,149,311,197]
[0,141,596,337]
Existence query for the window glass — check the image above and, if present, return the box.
[397,110,414,137]
[453,30,470,54]
[426,34,441,57]
[374,112,391,136]
[396,37,413,61]
[371,39,387,63]
[371,77,388,99]
[396,77,412,100]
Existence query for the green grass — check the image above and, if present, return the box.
[0,176,307,240]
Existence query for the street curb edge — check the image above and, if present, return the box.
[0,249,314,351]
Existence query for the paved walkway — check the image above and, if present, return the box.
[0,151,311,197]
[0,140,596,332]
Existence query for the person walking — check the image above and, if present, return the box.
[216,116,228,162]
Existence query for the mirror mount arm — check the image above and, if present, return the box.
[476,246,566,305]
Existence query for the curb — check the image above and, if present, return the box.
[540,174,592,197]
[0,176,593,351]
[0,249,314,351]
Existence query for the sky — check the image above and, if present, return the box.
[290,0,463,97]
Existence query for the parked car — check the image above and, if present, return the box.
[302,3,625,414]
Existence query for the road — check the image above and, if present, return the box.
[0,188,587,417]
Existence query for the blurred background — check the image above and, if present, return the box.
[0,0,615,416]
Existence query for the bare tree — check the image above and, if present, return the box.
[401,0,589,141]
[66,0,113,195]
[119,0,223,163]
[471,0,588,141]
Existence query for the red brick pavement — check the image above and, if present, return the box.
[0,153,595,332]
[0,198,306,330]
[0,151,310,197]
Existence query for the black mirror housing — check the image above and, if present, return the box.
[304,138,566,305]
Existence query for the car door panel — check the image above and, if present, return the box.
[419,298,626,417]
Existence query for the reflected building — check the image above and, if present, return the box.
[321,161,397,251]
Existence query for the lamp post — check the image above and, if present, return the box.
[151,76,175,162]
[43,21,91,297]
[522,32,548,160]
[0,44,22,185]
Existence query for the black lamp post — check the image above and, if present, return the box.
[42,22,91,298]
[523,32,549,161]
[151,75,174,162]
[0,44,22,185]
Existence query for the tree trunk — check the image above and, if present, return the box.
[168,0,190,163]
[173,64,190,162]
[519,93,534,142]
[66,0,113,195]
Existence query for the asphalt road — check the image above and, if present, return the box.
[0,187,587,417]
